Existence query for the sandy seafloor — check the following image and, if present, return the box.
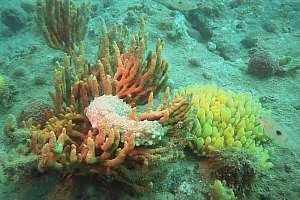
[0,0,299,199]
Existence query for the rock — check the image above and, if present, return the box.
[0,25,13,37]
[262,20,278,33]
[207,41,217,51]
[157,21,173,31]
[259,95,277,104]
[202,72,212,80]
[188,58,201,67]
[215,40,239,61]
[90,2,101,18]
[199,4,222,18]
[166,30,182,41]
[102,0,116,8]
[241,35,258,49]
[20,0,35,13]
[123,10,138,26]
[247,50,279,78]
[0,56,8,67]
[284,164,293,173]
[186,12,213,42]
[33,75,47,86]
[18,99,54,127]
[12,67,26,78]
[0,75,16,110]
[228,0,245,9]
[234,20,246,31]
[177,181,193,196]
[1,8,27,32]
[153,0,199,12]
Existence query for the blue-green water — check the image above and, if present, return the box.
[0,0,299,199]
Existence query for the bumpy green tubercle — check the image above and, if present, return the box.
[178,84,272,170]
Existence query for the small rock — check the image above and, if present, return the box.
[33,75,47,86]
[123,10,137,26]
[51,56,64,65]
[241,35,258,49]
[228,0,245,9]
[234,20,246,31]
[12,67,26,78]
[215,40,239,61]
[259,95,277,104]
[157,21,173,31]
[259,192,272,200]
[186,12,213,42]
[247,50,279,78]
[20,0,35,13]
[262,21,278,33]
[188,58,201,67]
[88,28,98,38]
[293,105,300,110]
[168,79,175,91]
[0,56,8,67]
[0,76,16,110]
[178,181,193,196]
[0,25,13,37]
[90,3,99,18]
[202,72,212,80]
[166,30,182,41]
[284,164,293,173]
[207,41,217,51]
[102,0,116,8]
[278,56,292,66]
[1,8,27,32]
[281,26,292,33]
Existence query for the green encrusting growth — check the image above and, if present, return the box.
[175,84,273,172]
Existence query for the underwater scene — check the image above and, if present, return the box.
[0,0,299,199]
